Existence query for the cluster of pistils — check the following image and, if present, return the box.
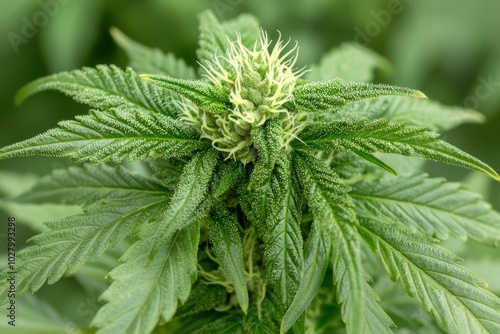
[185,31,307,163]
[176,98,202,127]
[280,112,307,151]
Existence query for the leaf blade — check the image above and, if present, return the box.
[295,118,500,180]
[281,221,330,334]
[141,74,230,114]
[15,164,169,205]
[110,27,196,79]
[92,222,200,334]
[358,217,500,334]
[293,152,374,334]
[0,109,207,163]
[264,153,304,315]
[145,150,218,255]
[0,195,170,306]
[15,65,180,117]
[292,79,425,112]
[351,174,500,246]
[207,205,249,313]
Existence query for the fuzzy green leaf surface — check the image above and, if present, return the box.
[196,10,232,71]
[15,65,180,117]
[292,79,425,112]
[351,174,500,246]
[0,195,169,305]
[264,153,303,315]
[111,27,196,79]
[145,150,218,254]
[295,118,500,180]
[207,205,249,313]
[240,120,282,231]
[15,164,169,206]
[0,109,207,163]
[307,42,390,82]
[294,151,394,334]
[281,221,329,334]
[92,222,200,334]
[358,217,500,334]
[141,74,230,114]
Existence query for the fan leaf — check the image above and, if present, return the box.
[15,65,180,117]
[264,153,304,317]
[0,109,207,163]
[358,216,500,334]
[15,164,169,206]
[295,118,500,180]
[140,74,230,114]
[351,174,500,246]
[92,222,200,334]
[291,79,425,112]
[110,27,196,79]
[0,195,170,306]
[207,205,249,313]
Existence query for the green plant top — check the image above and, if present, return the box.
[1,10,500,334]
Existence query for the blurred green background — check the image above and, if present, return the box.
[0,0,499,332]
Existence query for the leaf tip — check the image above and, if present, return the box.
[109,26,119,37]
[415,90,427,99]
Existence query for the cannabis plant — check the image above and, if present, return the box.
[2,11,500,334]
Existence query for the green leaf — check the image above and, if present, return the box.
[110,27,196,79]
[175,280,228,318]
[140,74,230,114]
[240,120,282,231]
[306,42,391,82]
[351,174,500,246]
[291,79,426,112]
[197,10,232,72]
[39,0,101,73]
[358,217,500,334]
[0,109,207,163]
[292,152,366,334]
[249,119,281,190]
[191,314,242,334]
[207,205,249,313]
[92,222,200,334]
[295,118,500,180]
[0,195,169,305]
[281,221,330,334]
[222,14,261,49]
[145,150,218,255]
[15,65,180,117]
[212,161,245,197]
[191,299,279,334]
[353,151,397,175]
[293,151,393,334]
[330,96,485,131]
[15,164,169,206]
[264,153,304,315]
[146,158,187,189]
